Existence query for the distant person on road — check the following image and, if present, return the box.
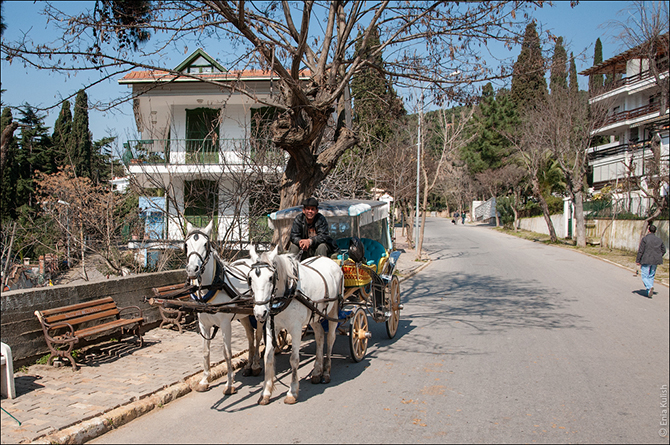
[452,211,459,225]
[461,212,466,225]
[635,224,666,298]
[288,197,337,259]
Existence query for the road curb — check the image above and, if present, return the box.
[31,352,250,444]
[398,259,432,283]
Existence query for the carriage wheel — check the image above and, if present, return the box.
[349,307,369,362]
[385,276,401,339]
[275,329,290,354]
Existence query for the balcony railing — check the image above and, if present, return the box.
[122,139,250,165]
[588,139,652,161]
[589,59,669,97]
[597,103,663,128]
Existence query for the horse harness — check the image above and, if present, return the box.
[184,230,251,341]
[249,256,341,349]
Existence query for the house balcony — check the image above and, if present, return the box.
[589,60,669,100]
[122,138,250,166]
[592,103,668,135]
[587,139,653,162]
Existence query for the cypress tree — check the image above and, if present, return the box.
[569,52,579,98]
[510,22,548,115]
[69,90,93,179]
[350,25,405,149]
[550,37,568,95]
[589,38,604,93]
[52,100,72,168]
[14,105,53,208]
[1,107,19,220]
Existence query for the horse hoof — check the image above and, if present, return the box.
[241,367,253,377]
[311,375,322,384]
[284,396,297,405]
[258,395,271,405]
[252,367,262,376]
[223,386,237,395]
[322,375,331,384]
[194,383,209,392]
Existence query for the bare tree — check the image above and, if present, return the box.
[1,1,539,211]
[417,107,474,257]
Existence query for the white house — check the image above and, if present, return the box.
[580,34,669,216]
[119,49,304,245]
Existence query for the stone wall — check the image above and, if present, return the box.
[1,270,186,365]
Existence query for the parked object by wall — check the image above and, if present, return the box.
[1,270,186,367]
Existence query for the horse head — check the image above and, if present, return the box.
[184,220,214,281]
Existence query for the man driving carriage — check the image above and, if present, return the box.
[288,197,337,259]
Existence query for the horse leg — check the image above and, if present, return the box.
[310,321,325,384]
[258,324,276,405]
[220,319,237,395]
[284,323,302,404]
[240,316,262,376]
[322,319,338,384]
[195,319,211,392]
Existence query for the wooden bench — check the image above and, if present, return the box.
[153,283,194,334]
[34,297,145,370]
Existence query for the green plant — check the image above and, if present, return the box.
[35,353,51,365]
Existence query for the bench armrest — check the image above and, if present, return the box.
[119,305,143,320]
[45,323,78,344]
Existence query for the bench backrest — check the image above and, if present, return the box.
[37,297,120,327]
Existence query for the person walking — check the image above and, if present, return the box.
[635,224,666,298]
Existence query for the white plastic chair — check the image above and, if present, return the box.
[1,342,16,399]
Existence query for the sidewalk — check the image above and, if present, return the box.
[0,241,431,444]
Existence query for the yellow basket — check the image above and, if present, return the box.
[342,263,371,287]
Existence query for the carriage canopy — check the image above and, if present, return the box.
[268,200,392,251]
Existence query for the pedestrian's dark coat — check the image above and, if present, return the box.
[636,232,666,265]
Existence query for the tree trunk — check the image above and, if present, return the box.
[573,190,586,247]
[417,170,430,261]
[531,177,557,242]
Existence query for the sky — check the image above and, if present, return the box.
[0,1,641,157]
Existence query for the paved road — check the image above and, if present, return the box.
[92,218,669,444]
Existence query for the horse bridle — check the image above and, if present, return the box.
[185,230,212,280]
[248,261,279,306]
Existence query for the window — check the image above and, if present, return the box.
[186,108,220,164]
[184,180,219,236]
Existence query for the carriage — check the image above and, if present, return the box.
[148,199,402,403]
[267,199,403,362]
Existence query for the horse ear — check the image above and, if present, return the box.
[204,220,214,237]
[186,221,194,234]
[268,245,279,263]
[249,244,258,263]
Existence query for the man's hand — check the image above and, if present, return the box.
[299,239,312,250]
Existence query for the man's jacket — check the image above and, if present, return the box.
[290,213,336,252]
[636,233,667,265]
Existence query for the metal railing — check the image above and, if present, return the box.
[122,139,250,165]
[598,103,662,128]
[589,60,669,97]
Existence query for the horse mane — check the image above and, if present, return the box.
[260,250,298,285]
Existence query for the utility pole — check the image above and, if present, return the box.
[415,92,423,251]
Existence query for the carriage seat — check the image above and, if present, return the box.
[335,237,388,273]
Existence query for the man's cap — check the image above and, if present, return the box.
[302,197,319,208]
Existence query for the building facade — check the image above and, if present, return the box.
[581,34,669,217]
[119,49,295,245]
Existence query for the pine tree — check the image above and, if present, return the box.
[68,90,93,179]
[52,100,72,168]
[461,83,517,174]
[589,38,604,93]
[510,22,547,115]
[550,37,568,95]
[16,105,53,208]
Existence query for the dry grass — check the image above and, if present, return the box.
[494,227,669,285]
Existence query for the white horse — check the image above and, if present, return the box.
[248,245,343,405]
[184,221,263,394]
